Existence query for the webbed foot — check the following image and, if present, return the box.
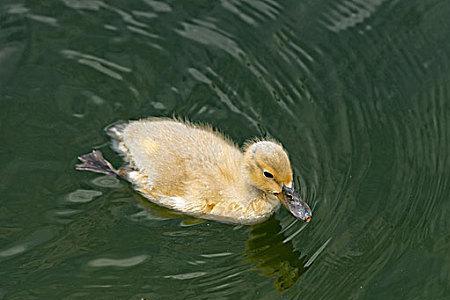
[75,150,117,176]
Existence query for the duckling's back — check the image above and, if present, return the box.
[109,118,244,202]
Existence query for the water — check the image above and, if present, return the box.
[1,0,449,299]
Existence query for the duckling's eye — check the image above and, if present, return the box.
[263,171,274,178]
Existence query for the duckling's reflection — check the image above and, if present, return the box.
[135,196,306,291]
[246,216,307,292]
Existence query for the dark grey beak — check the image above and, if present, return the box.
[281,185,312,222]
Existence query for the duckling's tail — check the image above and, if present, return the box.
[75,150,117,176]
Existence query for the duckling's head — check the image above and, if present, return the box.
[244,141,312,222]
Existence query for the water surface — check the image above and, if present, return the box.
[1,0,449,299]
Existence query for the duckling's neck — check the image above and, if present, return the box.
[241,184,280,224]
[241,164,258,193]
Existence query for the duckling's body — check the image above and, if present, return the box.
[76,118,312,225]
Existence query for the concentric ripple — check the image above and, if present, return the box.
[1,0,449,299]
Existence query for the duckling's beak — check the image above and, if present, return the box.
[279,185,312,222]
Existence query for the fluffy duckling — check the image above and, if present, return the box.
[76,118,312,225]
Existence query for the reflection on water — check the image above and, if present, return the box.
[1,0,450,298]
[134,194,325,293]
[246,217,308,292]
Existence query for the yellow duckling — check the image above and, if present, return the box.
[76,118,312,225]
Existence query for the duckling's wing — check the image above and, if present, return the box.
[110,119,244,212]
[119,119,242,182]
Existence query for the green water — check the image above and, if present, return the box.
[1,0,449,299]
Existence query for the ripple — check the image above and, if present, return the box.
[200,252,233,258]
[104,4,148,28]
[175,21,244,59]
[282,222,308,243]
[132,10,157,19]
[304,238,332,267]
[142,0,172,13]
[54,209,81,216]
[2,0,450,298]
[0,245,26,257]
[245,0,281,20]
[0,227,56,260]
[127,25,159,39]
[103,24,117,31]
[6,3,28,14]
[274,28,315,75]
[61,49,131,81]
[46,209,82,224]
[27,14,58,26]
[61,50,132,73]
[78,59,124,80]
[88,255,148,267]
[221,0,256,26]
[193,263,248,293]
[164,272,207,280]
[7,4,58,26]
[321,0,388,32]
[221,0,282,25]
[91,175,121,188]
[187,67,260,130]
[66,189,102,203]
[62,0,103,11]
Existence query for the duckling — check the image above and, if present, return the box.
[76,118,312,225]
